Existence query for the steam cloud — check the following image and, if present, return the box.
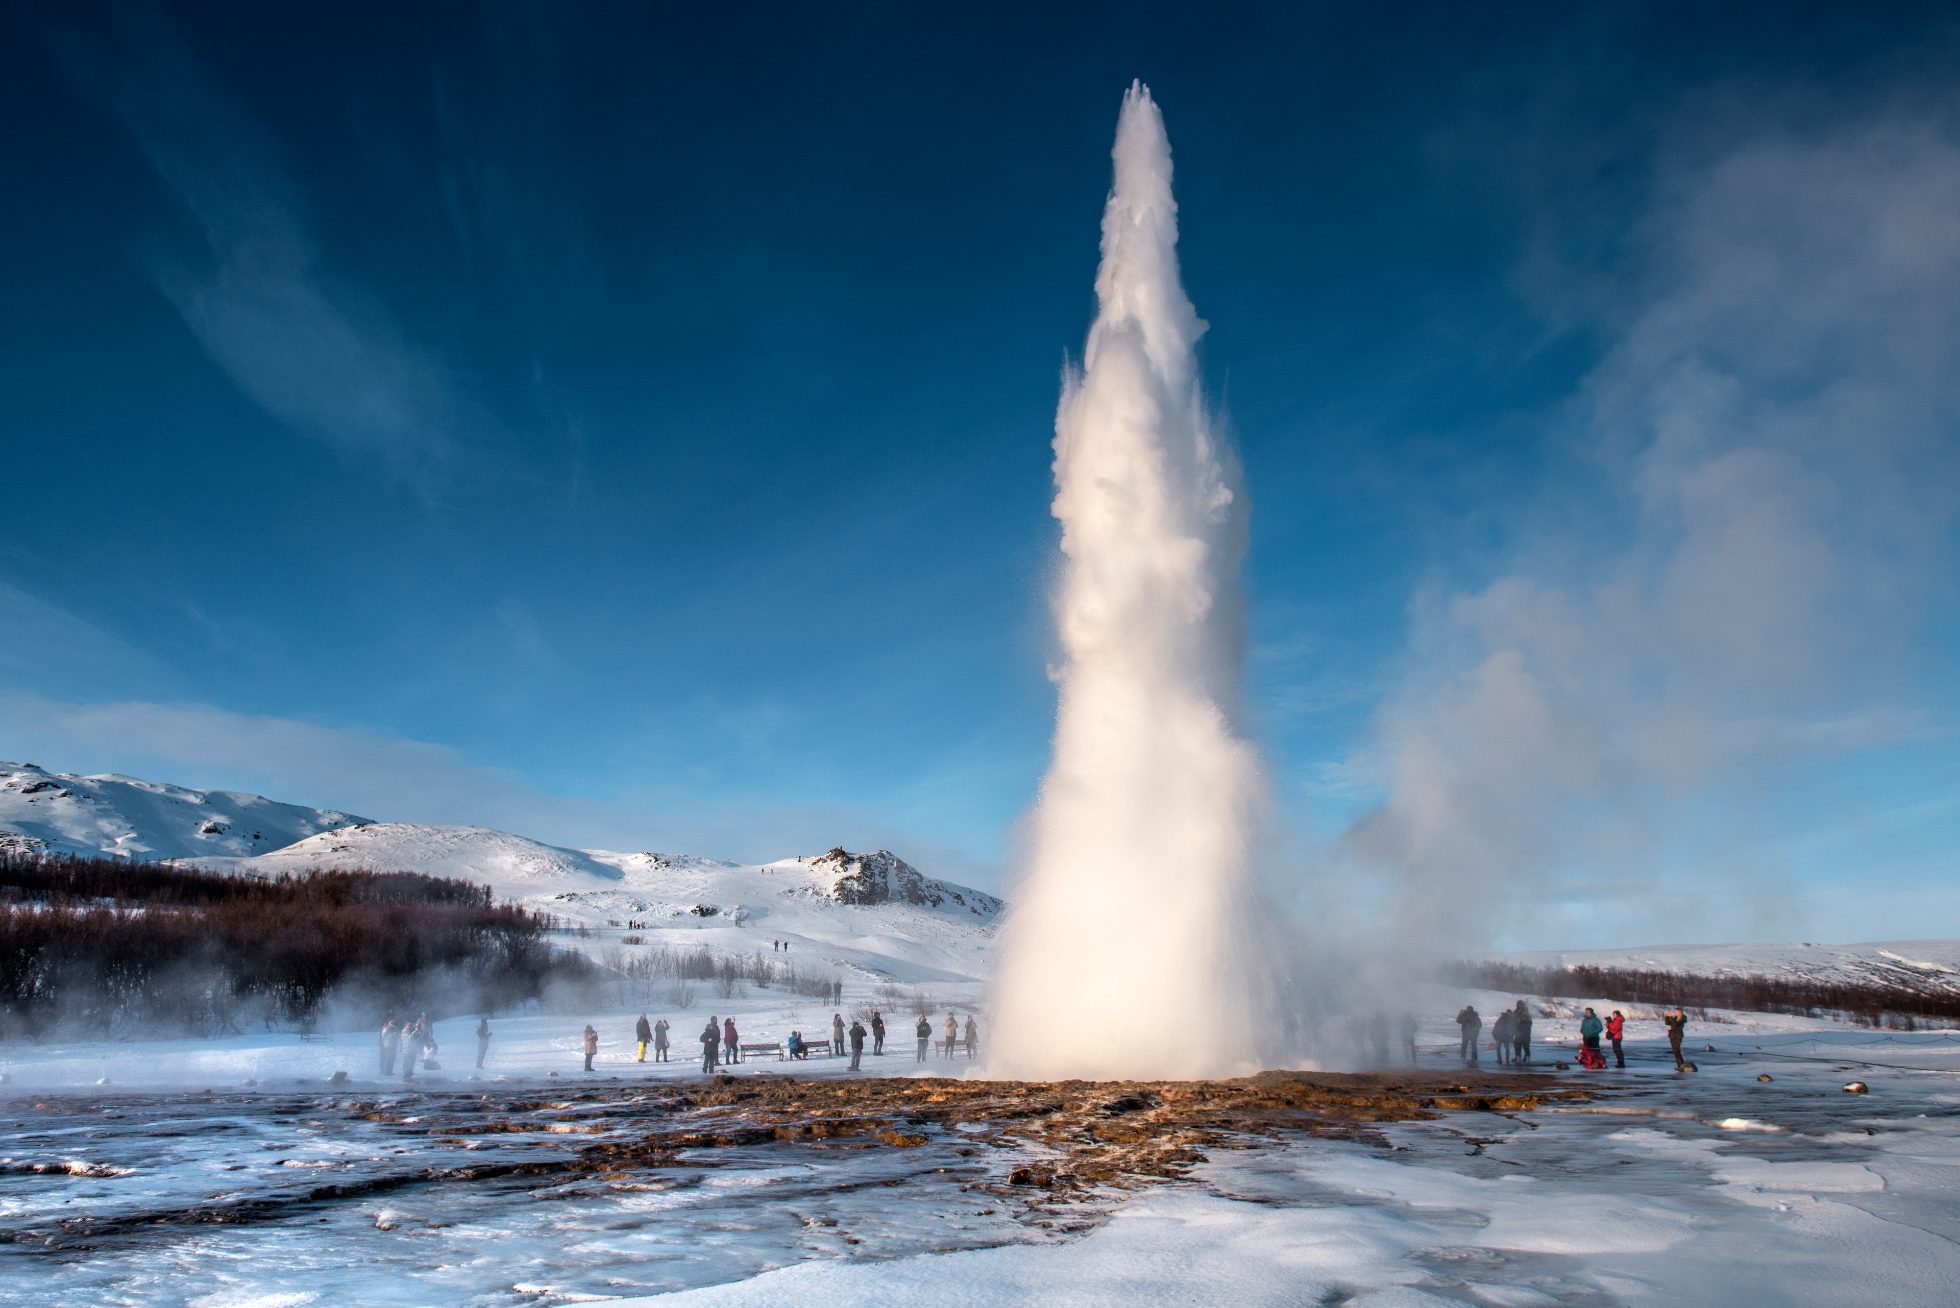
[991,85,1276,1079]
[1344,114,1960,946]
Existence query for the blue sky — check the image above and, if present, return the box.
[3,2,1957,947]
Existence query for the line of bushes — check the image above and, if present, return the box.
[0,852,599,1040]
[1451,959,1960,1028]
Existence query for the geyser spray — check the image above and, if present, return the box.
[990,84,1274,1080]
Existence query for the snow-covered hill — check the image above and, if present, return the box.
[1499,939,1960,1001]
[0,760,368,860]
[188,822,629,890]
[2,759,1003,985]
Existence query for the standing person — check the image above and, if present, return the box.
[635,1013,653,1063]
[400,1015,423,1081]
[1455,1005,1482,1062]
[943,1012,958,1059]
[417,1012,438,1071]
[1579,1008,1603,1069]
[582,1024,599,1072]
[1512,1001,1533,1063]
[702,1017,721,1073]
[871,1011,886,1056]
[964,1015,979,1059]
[1664,1007,1688,1071]
[1399,1011,1418,1063]
[379,1017,400,1077]
[833,980,843,1005]
[1493,1009,1514,1066]
[654,1017,670,1063]
[831,1012,845,1054]
[475,1017,491,1070]
[723,1016,740,1064]
[916,1014,931,1062]
[1606,1010,1626,1069]
[848,1018,867,1071]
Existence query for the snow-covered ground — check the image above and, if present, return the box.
[3,1001,1956,1305]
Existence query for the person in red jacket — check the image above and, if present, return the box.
[1606,1010,1626,1069]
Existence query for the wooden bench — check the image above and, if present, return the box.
[739,1041,784,1061]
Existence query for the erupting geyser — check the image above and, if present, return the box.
[991,84,1273,1080]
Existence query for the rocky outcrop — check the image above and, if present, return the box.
[806,847,1003,918]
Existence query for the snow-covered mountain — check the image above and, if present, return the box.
[0,760,367,860]
[1499,940,1960,1001]
[1,759,1003,985]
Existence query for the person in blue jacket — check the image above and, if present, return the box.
[1579,1007,1604,1067]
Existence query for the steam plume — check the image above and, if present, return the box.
[990,85,1271,1080]
[1344,114,1960,947]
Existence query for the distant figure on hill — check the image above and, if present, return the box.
[832,1012,846,1052]
[1455,1005,1482,1062]
[1512,1001,1533,1062]
[476,1017,491,1070]
[636,1013,653,1062]
[582,1024,599,1072]
[379,1018,401,1077]
[832,980,843,1005]
[916,1014,931,1062]
[1578,1008,1604,1070]
[964,1015,979,1059]
[942,1013,958,1059]
[1664,1007,1688,1071]
[701,1017,721,1073]
[654,1017,671,1062]
[1607,1010,1626,1069]
[848,1019,867,1070]
[1493,1009,1514,1065]
[1398,1011,1418,1063]
[871,1011,886,1055]
[723,1016,741,1064]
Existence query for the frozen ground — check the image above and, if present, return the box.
[2,1003,1956,1305]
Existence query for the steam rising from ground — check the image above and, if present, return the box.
[1344,112,1960,947]
[991,85,1274,1079]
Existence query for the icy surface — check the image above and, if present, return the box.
[3,1013,1956,1304]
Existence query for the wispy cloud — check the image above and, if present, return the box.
[49,6,485,481]
[0,580,173,696]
